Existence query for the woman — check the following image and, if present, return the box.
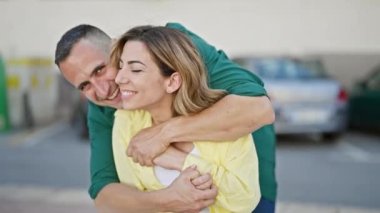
[110,26,260,213]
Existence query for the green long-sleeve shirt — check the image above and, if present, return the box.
[87,22,277,201]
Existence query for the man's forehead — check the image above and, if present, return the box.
[68,41,107,69]
[72,39,107,59]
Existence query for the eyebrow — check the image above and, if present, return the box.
[76,63,106,90]
[127,60,146,66]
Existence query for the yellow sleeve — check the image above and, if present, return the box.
[112,110,144,190]
[182,135,260,213]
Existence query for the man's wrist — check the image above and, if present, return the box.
[163,115,190,143]
[156,187,175,212]
[162,116,182,144]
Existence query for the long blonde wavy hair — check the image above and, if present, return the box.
[110,26,226,116]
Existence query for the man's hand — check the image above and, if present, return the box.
[94,166,216,213]
[162,165,217,212]
[127,122,172,166]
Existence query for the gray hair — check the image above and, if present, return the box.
[54,24,111,66]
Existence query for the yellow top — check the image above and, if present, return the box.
[113,110,261,213]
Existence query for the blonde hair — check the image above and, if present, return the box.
[110,26,226,116]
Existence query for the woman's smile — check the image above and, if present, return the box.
[120,89,137,100]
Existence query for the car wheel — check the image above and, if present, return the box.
[322,132,342,142]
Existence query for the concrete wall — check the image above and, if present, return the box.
[1,0,380,55]
[5,58,59,127]
[1,0,380,87]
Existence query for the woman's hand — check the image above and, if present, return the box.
[191,173,213,190]
[153,145,187,171]
[154,145,213,191]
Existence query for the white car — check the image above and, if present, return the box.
[234,57,348,141]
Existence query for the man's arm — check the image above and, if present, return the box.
[127,23,275,166]
[87,102,118,199]
[128,95,273,166]
[169,95,273,141]
[167,23,275,138]
[87,102,217,212]
[95,166,217,213]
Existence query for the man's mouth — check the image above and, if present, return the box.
[106,88,120,100]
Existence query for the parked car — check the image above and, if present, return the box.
[349,65,380,131]
[234,57,348,141]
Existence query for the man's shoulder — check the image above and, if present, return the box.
[164,22,216,65]
[88,101,116,113]
[88,102,116,122]
[165,22,186,31]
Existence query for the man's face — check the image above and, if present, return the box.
[59,39,122,108]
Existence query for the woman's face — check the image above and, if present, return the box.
[115,40,172,112]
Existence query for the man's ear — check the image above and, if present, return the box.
[166,72,182,94]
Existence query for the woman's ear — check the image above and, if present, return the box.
[166,72,182,94]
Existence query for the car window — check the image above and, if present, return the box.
[298,60,329,79]
[250,59,326,80]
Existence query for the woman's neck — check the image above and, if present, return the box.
[147,96,175,126]
[150,109,174,125]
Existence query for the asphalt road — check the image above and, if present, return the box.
[276,132,380,210]
[0,121,379,211]
[0,122,90,188]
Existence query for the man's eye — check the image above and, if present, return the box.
[79,83,90,91]
[131,69,142,73]
[95,67,104,74]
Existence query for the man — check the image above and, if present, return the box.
[55,23,277,212]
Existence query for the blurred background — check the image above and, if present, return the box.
[0,0,379,212]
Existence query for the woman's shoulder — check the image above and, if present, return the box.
[114,109,152,130]
[115,109,151,120]
[196,134,254,153]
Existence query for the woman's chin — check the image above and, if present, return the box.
[122,103,131,110]
[122,103,138,110]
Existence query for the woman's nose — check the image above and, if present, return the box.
[115,68,129,85]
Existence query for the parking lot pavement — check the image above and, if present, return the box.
[0,185,379,213]
[0,185,95,213]
[0,200,95,213]
[277,202,380,213]
[1,122,380,212]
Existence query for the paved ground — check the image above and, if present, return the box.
[1,121,380,213]
[0,184,379,213]
[276,132,380,210]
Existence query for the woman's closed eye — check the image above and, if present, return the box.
[118,60,124,70]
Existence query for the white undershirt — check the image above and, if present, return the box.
[154,147,209,213]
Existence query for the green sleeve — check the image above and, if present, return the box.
[167,23,277,201]
[166,22,267,97]
[87,101,118,199]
